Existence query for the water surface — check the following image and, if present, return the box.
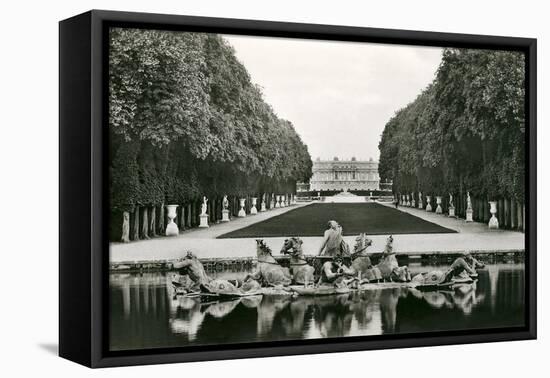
[109,263,524,351]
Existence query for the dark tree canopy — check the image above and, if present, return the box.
[109,28,312,211]
[378,48,525,201]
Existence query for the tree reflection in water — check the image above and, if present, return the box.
[109,264,525,351]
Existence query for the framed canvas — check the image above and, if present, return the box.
[59,10,536,368]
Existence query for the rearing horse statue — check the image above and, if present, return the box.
[351,233,383,282]
[376,235,411,282]
[244,240,292,287]
[280,237,315,285]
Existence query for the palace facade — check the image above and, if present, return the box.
[309,157,380,191]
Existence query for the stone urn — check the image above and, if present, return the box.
[488,201,499,229]
[410,193,416,208]
[275,195,281,208]
[250,197,258,215]
[165,204,179,236]
[435,196,443,214]
[426,196,432,212]
[281,195,287,208]
[418,192,423,209]
[238,198,246,217]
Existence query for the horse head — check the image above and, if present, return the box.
[256,239,275,262]
[384,235,394,254]
[353,233,372,257]
[280,237,304,257]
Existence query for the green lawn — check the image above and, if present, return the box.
[218,203,456,238]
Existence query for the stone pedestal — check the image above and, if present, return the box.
[488,201,499,229]
[238,198,246,217]
[448,206,455,217]
[405,194,410,207]
[199,214,209,228]
[275,195,281,208]
[426,196,432,212]
[165,204,179,236]
[435,196,443,214]
[281,195,287,208]
[466,208,473,222]
[261,200,266,212]
[221,209,230,222]
[250,197,258,215]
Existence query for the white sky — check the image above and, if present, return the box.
[224,35,443,161]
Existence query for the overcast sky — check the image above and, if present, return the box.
[223,35,443,162]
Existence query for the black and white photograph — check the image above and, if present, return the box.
[2,0,547,374]
[107,27,527,351]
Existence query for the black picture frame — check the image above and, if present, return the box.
[59,9,537,368]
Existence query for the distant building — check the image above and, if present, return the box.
[309,157,381,191]
[379,179,393,191]
[296,182,311,192]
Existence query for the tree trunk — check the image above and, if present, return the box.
[141,207,149,239]
[132,206,140,241]
[149,206,157,237]
[121,211,130,243]
[479,198,485,222]
[504,198,510,229]
[213,197,217,222]
[158,203,165,235]
[517,201,523,231]
[192,200,196,227]
[522,203,526,233]
[498,199,504,226]
[186,203,192,228]
[191,200,195,226]
[179,204,185,232]
[510,200,516,229]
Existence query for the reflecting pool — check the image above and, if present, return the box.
[109,263,524,351]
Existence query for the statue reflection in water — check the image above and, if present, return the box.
[408,281,485,315]
[166,280,484,342]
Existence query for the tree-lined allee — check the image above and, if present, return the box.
[378,48,525,229]
[109,28,312,241]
